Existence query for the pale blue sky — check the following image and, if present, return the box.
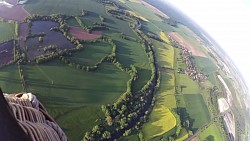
[165,0,250,89]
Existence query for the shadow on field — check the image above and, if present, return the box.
[113,40,136,66]
[175,108,198,132]
[0,77,21,84]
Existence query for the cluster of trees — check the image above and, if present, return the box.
[58,37,116,72]
[147,32,163,42]
[59,55,101,72]
[74,16,108,33]
[119,33,138,42]
[25,32,46,42]
[43,45,58,53]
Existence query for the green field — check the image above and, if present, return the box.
[194,56,218,74]
[0,65,23,93]
[142,107,176,140]
[176,128,189,141]
[24,61,129,141]
[179,74,200,94]
[199,124,224,141]
[104,31,151,92]
[124,0,163,22]
[153,40,174,69]
[66,17,81,27]
[183,94,210,131]
[142,36,177,139]
[0,22,17,43]
[68,41,112,66]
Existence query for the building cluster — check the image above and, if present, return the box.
[181,47,207,82]
[168,35,207,82]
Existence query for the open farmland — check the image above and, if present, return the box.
[24,61,130,141]
[0,0,29,22]
[199,124,224,141]
[168,32,206,57]
[26,21,74,60]
[142,38,178,139]
[142,72,177,140]
[24,0,137,38]
[179,74,200,94]
[142,107,176,140]
[68,41,112,66]
[183,94,210,131]
[0,21,17,43]
[126,0,168,21]
[69,26,102,40]
[104,31,151,92]
[194,56,218,74]
[0,65,23,93]
[0,41,14,65]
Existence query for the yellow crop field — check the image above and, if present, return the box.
[142,107,176,139]
[176,128,189,141]
[159,31,171,44]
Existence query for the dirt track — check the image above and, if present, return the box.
[168,32,207,58]
[69,26,102,40]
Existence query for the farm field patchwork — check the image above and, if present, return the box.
[25,0,137,38]
[0,0,247,140]
[24,61,130,140]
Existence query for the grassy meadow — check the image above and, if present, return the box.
[68,41,112,66]
[194,56,218,75]
[0,22,17,43]
[183,94,210,131]
[24,61,129,140]
[199,124,224,141]
[104,31,151,92]
[0,65,23,93]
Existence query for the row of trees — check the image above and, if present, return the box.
[18,63,27,92]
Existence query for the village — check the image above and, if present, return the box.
[168,34,208,82]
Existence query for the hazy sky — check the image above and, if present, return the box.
[165,0,250,88]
